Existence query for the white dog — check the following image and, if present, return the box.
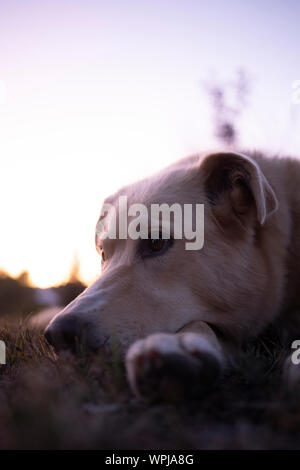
[45,151,300,399]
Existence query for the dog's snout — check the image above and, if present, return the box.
[44,325,54,346]
[44,315,83,353]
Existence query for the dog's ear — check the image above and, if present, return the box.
[201,152,278,226]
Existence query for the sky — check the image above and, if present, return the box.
[0,0,299,287]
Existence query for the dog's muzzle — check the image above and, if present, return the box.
[44,314,98,354]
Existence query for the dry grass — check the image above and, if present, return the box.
[1,316,300,449]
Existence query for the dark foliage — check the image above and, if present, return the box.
[0,270,85,319]
[1,312,300,449]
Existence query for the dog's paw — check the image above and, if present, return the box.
[125,333,224,401]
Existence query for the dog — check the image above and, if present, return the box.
[45,151,300,399]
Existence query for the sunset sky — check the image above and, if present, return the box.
[0,0,299,287]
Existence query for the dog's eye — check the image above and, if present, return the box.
[140,235,173,258]
[149,238,166,252]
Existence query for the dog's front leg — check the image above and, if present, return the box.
[125,321,228,400]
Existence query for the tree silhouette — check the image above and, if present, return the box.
[204,69,250,147]
[67,254,81,284]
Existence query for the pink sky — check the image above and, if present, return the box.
[0,0,299,286]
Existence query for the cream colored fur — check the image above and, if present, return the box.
[45,151,300,397]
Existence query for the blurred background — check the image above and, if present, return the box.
[0,0,299,317]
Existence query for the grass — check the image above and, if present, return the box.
[1,316,300,449]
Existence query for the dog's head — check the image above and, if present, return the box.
[45,151,278,353]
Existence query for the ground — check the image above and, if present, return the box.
[1,315,300,450]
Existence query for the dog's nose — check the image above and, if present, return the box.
[44,315,84,353]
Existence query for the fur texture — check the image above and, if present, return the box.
[45,151,300,398]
